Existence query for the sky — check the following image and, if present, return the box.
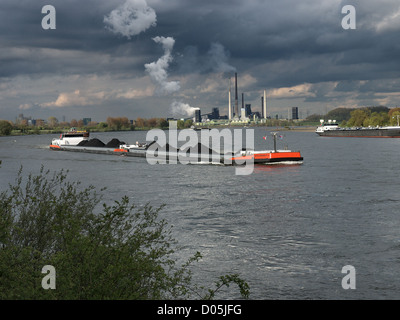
[1,0,400,122]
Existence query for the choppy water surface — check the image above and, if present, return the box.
[1,128,400,299]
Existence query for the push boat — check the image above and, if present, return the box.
[49,128,90,148]
[230,133,303,164]
[316,119,400,138]
[49,132,303,165]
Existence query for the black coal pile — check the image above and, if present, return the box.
[105,138,125,148]
[149,142,179,153]
[180,142,219,155]
[77,138,126,148]
[77,138,105,147]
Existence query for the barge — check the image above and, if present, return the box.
[49,130,303,166]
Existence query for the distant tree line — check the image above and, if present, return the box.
[0,120,13,135]
[305,106,400,127]
[0,116,196,136]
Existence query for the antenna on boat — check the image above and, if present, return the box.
[271,132,278,152]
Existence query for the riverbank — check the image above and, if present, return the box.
[193,125,317,132]
[3,127,136,137]
[1,124,317,137]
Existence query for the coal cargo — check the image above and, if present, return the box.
[77,138,105,147]
[105,139,125,148]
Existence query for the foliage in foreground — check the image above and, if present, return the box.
[0,120,13,136]
[0,166,249,300]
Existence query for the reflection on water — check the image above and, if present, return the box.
[253,163,302,174]
[1,129,400,299]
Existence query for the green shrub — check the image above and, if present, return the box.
[0,167,249,300]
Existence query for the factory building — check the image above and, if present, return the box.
[292,107,299,120]
[194,108,201,123]
[245,104,252,117]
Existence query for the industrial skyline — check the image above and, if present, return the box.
[224,72,270,122]
[1,1,400,122]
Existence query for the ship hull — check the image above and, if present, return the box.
[230,151,303,164]
[49,145,303,165]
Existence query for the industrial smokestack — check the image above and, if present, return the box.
[241,93,245,120]
[228,78,232,121]
[263,90,267,119]
[234,72,238,118]
[261,97,264,118]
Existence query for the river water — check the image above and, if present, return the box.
[1,127,400,299]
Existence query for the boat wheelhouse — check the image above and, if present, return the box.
[50,128,89,148]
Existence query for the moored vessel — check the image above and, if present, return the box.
[316,120,400,138]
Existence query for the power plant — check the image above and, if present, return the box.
[186,72,282,124]
[226,72,268,122]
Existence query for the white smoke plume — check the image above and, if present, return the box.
[170,100,197,117]
[104,0,157,39]
[145,36,181,94]
[207,42,236,73]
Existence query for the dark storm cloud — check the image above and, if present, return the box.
[166,0,400,88]
[1,0,398,81]
[0,0,157,78]
[1,0,400,120]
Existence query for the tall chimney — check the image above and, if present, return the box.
[263,90,267,119]
[261,97,264,118]
[228,78,232,121]
[234,72,238,118]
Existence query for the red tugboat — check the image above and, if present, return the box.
[230,132,303,165]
